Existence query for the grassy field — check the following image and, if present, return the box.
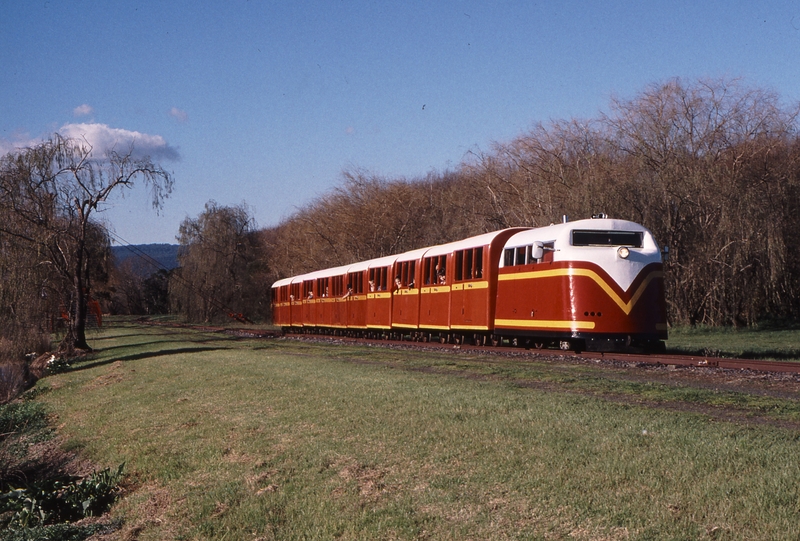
[31,321,800,539]
[668,323,800,360]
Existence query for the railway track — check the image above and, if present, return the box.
[137,319,800,375]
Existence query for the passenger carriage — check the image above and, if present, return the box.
[417,229,526,342]
[391,247,428,332]
[365,254,398,332]
[270,277,293,327]
[289,275,305,328]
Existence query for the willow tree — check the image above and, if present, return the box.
[0,134,173,352]
[171,201,257,323]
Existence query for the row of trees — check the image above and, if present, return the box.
[260,78,800,327]
[3,77,799,363]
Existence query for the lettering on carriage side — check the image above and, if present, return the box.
[420,286,451,294]
[393,289,419,296]
[498,269,663,315]
[452,281,489,291]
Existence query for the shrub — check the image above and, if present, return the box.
[0,401,48,438]
[0,464,125,530]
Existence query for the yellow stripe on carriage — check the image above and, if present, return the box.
[498,269,663,316]
[494,319,596,330]
[451,281,489,291]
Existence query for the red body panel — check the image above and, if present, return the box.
[290,299,303,327]
[393,288,420,328]
[418,286,450,329]
[494,261,667,338]
[331,297,347,328]
[367,292,393,329]
[347,294,368,328]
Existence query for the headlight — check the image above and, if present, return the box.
[617,247,630,259]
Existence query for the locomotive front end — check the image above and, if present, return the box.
[495,218,668,352]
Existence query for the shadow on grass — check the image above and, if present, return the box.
[68,347,229,372]
[94,337,232,354]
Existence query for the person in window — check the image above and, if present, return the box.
[395,276,402,290]
[435,263,446,284]
[343,284,353,299]
[307,291,314,299]
[369,279,376,292]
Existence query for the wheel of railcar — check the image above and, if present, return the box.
[534,342,545,349]
[559,341,571,350]
[490,335,499,347]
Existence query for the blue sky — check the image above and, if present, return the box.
[2,1,799,245]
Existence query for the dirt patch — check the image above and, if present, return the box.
[83,360,129,391]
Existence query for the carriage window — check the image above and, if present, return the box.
[455,247,484,281]
[347,272,363,294]
[331,275,344,297]
[369,266,389,291]
[504,248,514,267]
[317,277,330,297]
[424,255,446,285]
[572,230,643,247]
[396,261,415,287]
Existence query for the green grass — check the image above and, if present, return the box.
[33,320,800,539]
[667,323,800,360]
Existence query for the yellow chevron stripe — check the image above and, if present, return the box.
[498,268,662,315]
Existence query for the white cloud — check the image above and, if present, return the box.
[58,123,180,161]
[0,123,180,162]
[0,131,38,157]
[169,107,188,123]
[73,104,94,117]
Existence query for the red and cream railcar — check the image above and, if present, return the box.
[494,218,668,351]
[390,248,427,331]
[310,265,351,330]
[365,254,399,331]
[417,229,526,339]
[288,275,305,328]
[344,263,369,330]
[271,217,668,352]
[270,277,293,327]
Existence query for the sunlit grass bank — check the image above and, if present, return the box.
[36,321,800,539]
[668,323,800,360]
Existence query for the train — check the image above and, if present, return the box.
[271,216,668,352]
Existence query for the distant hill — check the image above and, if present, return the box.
[111,243,180,277]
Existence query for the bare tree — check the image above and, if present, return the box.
[170,202,257,322]
[0,134,173,351]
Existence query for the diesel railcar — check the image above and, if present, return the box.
[271,217,668,352]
